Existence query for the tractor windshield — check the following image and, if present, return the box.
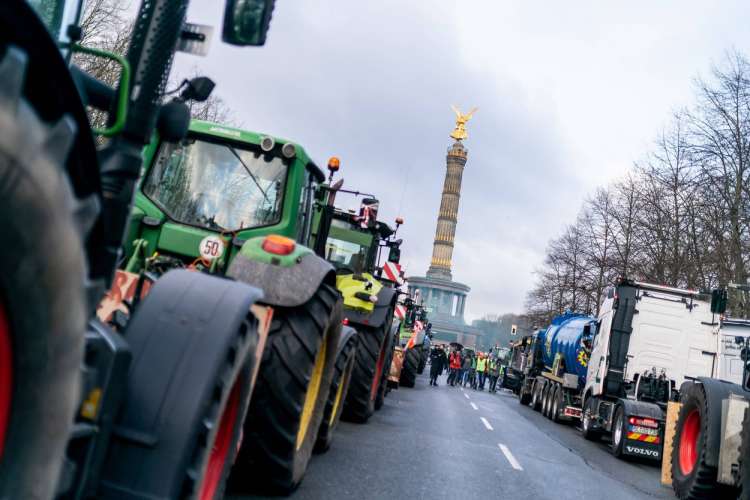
[28,0,77,41]
[325,237,370,272]
[325,218,375,272]
[142,137,288,232]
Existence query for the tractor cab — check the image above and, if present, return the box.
[124,121,324,274]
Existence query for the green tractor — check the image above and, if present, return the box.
[309,171,405,420]
[0,1,277,499]
[121,121,356,493]
[395,297,431,388]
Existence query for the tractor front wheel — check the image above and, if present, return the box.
[0,46,88,500]
[315,326,358,453]
[374,328,396,410]
[399,347,420,388]
[230,283,341,495]
[342,316,391,423]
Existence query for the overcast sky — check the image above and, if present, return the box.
[173,1,750,320]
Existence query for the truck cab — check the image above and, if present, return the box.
[582,280,715,462]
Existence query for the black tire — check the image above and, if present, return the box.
[0,46,88,500]
[581,396,602,441]
[738,406,750,500]
[374,328,396,410]
[343,314,392,423]
[229,283,342,495]
[99,270,262,500]
[551,385,562,423]
[519,383,532,406]
[542,383,552,418]
[611,406,626,458]
[315,326,358,453]
[400,347,420,388]
[531,380,543,412]
[671,383,730,500]
[416,346,427,374]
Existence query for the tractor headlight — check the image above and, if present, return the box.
[281,142,296,159]
[260,136,275,152]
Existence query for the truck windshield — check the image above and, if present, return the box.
[142,137,287,232]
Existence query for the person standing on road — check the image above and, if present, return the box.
[488,356,499,393]
[469,353,478,389]
[448,349,461,386]
[429,346,447,386]
[460,352,471,386]
[476,353,487,391]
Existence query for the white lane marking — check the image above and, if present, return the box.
[480,416,494,430]
[498,443,523,471]
[464,393,470,399]
[470,402,478,410]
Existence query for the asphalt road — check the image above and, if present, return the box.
[234,371,676,500]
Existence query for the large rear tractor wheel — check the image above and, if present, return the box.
[399,347,420,388]
[671,383,729,499]
[342,312,393,423]
[0,46,89,500]
[374,328,396,410]
[315,326,358,453]
[229,283,341,495]
[99,270,262,500]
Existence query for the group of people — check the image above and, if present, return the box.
[428,345,505,393]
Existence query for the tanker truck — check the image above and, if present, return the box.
[502,330,544,400]
[528,313,597,423]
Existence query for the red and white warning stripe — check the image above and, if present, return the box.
[383,261,404,284]
[394,304,406,320]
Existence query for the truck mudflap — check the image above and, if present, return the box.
[616,398,665,460]
[622,416,664,460]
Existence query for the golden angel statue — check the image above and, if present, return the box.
[450,105,478,141]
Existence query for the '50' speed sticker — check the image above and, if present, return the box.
[200,235,226,261]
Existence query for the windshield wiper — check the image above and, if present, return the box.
[227,146,272,205]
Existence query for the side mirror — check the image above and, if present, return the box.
[711,289,728,314]
[388,246,401,264]
[223,0,276,46]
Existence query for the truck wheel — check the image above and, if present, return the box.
[399,347,420,388]
[611,406,626,457]
[374,329,395,410]
[519,383,532,406]
[99,270,262,500]
[542,383,552,418]
[531,380,543,412]
[315,326,358,453]
[738,406,750,500]
[342,317,391,423]
[581,397,601,441]
[551,385,562,423]
[230,284,341,495]
[671,384,724,500]
[0,47,88,500]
